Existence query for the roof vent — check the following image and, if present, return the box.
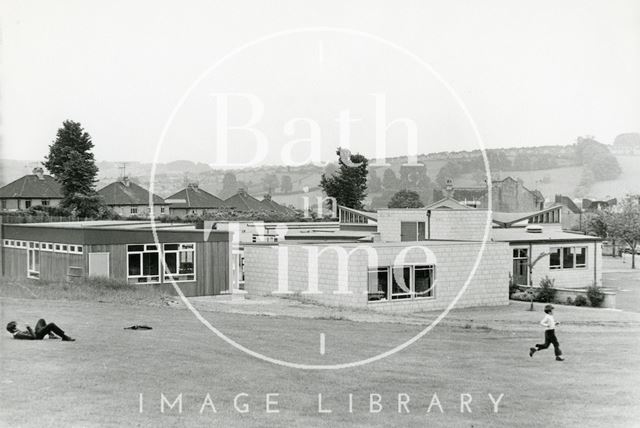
[121,176,131,187]
[187,182,199,190]
[526,224,543,233]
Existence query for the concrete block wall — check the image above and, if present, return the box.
[244,240,511,312]
[523,241,602,289]
[377,209,490,242]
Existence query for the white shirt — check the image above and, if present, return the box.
[540,314,557,330]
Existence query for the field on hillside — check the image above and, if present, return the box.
[589,155,640,198]
[1,296,639,427]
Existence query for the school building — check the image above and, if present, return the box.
[242,203,603,311]
[0,220,232,297]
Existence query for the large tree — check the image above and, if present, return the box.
[388,190,424,208]
[608,195,640,269]
[319,148,368,210]
[43,120,102,217]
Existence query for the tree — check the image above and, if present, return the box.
[575,136,621,181]
[319,148,368,209]
[367,170,382,193]
[608,194,640,269]
[382,168,399,191]
[221,172,238,198]
[582,210,616,255]
[435,161,463,187]
[43,120,103,217]
[280,175,293,193]
[388,190,424,208]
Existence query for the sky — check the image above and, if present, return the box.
[1,0,639,167]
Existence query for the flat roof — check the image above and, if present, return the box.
[2,221,228,244]
[491,227,601,243]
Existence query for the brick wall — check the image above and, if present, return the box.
[377,209,490,242]
[244,240,511,313]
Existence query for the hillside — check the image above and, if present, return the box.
[2,136,639,208]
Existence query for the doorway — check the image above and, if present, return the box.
[513,248,529,285]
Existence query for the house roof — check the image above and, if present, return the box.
[491,227,601,243]
[425,197,473,210]
[0,173,63,199]
[260,195,296,214]
[224,190,265,211]
[98,180,166,206]
[166,186,226,209]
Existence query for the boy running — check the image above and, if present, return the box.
[529,304,564,361]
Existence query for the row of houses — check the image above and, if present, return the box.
[0,195,604,312]
[0,168,294,217]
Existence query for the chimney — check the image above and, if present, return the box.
[238,188,246,196]
[121,176,131,187]
[33,167,44,180]
[444,178,454,198]
[187,182,199,191]
[263,193,271,201]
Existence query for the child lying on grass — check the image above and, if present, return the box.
[6,319,75,341]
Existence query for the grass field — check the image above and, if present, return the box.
[1,294,639,427]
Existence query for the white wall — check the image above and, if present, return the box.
[110,204,168,218]
[518,241,602,288]
[244,240,511,312]
[377,209,491,242]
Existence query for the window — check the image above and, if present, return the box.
[3,240,9,247]
[160,207,165,214]
[562,248,574,269]
[414,266,435,298]
[1,200,6,209]
[391,266,412,300]
[368,267,389,301]
[130,207,138,214]
[27,244,40,279]
[400,222,426,242]
[42,199,50,206]
[575,247,586,267]
[163,243,196,282]
[368,265,435,302]
[550,246,587,269]
[127,244,160,284]
[549,248,561,269]
[25,200,32,209]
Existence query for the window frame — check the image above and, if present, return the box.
[368,264,436,303]
[162,243,196,282]
[127,243,161,284]
[549,246,588,270]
